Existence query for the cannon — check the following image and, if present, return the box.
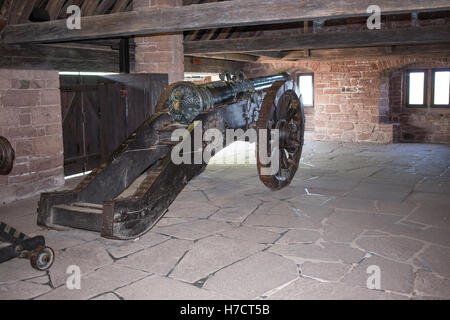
[37,72,305,240]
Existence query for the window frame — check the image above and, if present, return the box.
[405,69,428,108]
[298,73,315,108]
[431,68,450,108]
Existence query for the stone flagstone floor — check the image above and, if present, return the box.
[0,141,449,300]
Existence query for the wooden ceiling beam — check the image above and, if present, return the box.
[3,0,450,44]
[187,53,259,62]
[0,43,119,72]
[184,25,450,54]
[279,43,450,61]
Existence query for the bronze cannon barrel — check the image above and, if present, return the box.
[168,73,291,124]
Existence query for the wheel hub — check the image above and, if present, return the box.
[277,120,301,150]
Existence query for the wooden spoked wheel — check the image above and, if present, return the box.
[256,80,305,190]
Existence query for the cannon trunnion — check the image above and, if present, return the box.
[37,73,305,240]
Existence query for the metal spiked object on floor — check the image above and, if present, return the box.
[37,72,305,240]
[0,222,55,271]
[0,137,54,270]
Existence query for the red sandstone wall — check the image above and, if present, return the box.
[0,69,64,204]
[245,56,449,144]
[133,0,184,83]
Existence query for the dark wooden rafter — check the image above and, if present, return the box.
[214,27,233,40]
[9,0,37,24]
[0,0,12,20]
[46,0,66,20]
[3,0,450,44]
[95,0,118,15]
[185,29,201,41]
[202,28,217,41]
[126,1,133,11]
[1,0,37,24]
[18,1,37,23]
[81,0,102,16]
[111,0,130,13]
[0,18,7,34]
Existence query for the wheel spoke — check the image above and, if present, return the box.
[278,95,291,120]
[286,107,298,122]
[280,148,289,169]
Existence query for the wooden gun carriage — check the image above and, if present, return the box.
[37,72,305,240]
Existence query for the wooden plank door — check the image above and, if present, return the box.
[60,77,85,176]
[97,80,127,162]
[60,73,168,176]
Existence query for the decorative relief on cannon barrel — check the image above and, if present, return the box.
[0,136,15,175]
[168,83,204,124]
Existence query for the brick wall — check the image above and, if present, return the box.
[245,56,449,144]
[0,69,64,204]
[133,0,184,83]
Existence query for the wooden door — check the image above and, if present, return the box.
[60,75,102,176]
[60,73,168,176]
